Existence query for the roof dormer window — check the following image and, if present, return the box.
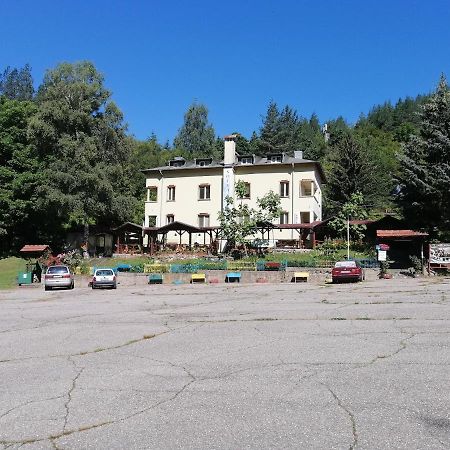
[268,153,283,163]
[195,158,212,167]
[169,157,186,167]
[238,155,254,165]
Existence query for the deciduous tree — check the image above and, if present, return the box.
[0,97,40,253]
[218,180,281,255]
[328,192,368,240]
[28,61,137,244]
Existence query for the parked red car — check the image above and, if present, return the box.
[332,261,365,283]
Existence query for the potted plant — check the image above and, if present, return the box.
[379,261,392,279]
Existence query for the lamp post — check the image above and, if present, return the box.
[347,215,350,260]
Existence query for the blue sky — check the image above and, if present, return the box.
[2,0,450,142]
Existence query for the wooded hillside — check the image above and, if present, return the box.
[1,62,448,253]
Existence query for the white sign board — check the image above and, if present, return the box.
[378,250,387,261]
[429,243,450,265]
[222,167,234,204]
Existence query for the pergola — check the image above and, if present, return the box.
[143,221,221,255]
[141,220,326,254]
[111,222,144,254]
[277,221,324,248]
[255,221,276,240]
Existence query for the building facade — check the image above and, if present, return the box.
[142,135,325,244]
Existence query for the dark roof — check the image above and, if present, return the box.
[145,221,201,234]
[256,220,276,229]
[111,222,143,232]
[141,154,326,182]
[142,160,223,173]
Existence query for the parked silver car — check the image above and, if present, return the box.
[92,268,117,289]
[44,265,74,291]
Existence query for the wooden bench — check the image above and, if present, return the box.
[148,273,163,284]
[292,272,309,282]
[225,272,241,283]
[191,273,206,283]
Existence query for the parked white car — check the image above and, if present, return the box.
[44,265,74,291]
[92,268,117,289]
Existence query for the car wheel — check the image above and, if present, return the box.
[45,286,51,291]
[113,284,117,289]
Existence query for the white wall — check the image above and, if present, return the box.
[144,162,323,244]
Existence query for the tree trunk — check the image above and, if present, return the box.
[83,223,90,255]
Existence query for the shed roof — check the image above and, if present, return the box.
[111,222,143,232]
[20,245,50,253]
[145,221,201,234]
[377,230,428,238]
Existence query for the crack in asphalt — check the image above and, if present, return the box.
[360,332,416,368]
[0,420,114,448]
[0,395,66,422]
[62,358,84,433]
[321,383,358,450]
[0,324,194,364]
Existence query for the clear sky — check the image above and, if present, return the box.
[2,0,450,143]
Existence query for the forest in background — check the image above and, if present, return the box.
[0,61,449,254]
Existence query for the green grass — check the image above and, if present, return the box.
[249,249,372,262]
[0,257,28,289]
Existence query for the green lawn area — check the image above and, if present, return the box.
[0,257,28,289]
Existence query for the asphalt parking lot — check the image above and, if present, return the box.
[0,277,449,449]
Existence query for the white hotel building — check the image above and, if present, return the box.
[142,134,325,246]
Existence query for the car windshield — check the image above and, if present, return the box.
[334,261,357,268]
[47,266,69,274]
[96,269,114,276]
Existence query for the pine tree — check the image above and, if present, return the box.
[255,102,329,159]
[258,101,281,153]
[173,103,217,158]
[397,75,450,230]
[0,64,34,100]
[325,131,387,215]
